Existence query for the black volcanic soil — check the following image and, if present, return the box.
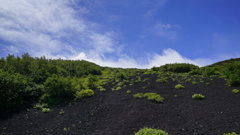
[1,74,240,135]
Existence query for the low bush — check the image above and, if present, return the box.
[144,93,164,103]
[175,84,185,89]
[133,93,164,103]
[133,93,144,98]
[42,108,51,113]
[155,63,199,73]
[126,90,131,94]
[34,103,48,109]
[223,132,239,135]
[135,127,168,135]
[192,94,205,99]
[232,89,240,93]
[156,78,168,83]
[75,89,94,100]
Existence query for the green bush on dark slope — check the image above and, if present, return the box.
[152,63,199,73]
[0,70,31,109]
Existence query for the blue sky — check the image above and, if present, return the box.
[0,0,240,68]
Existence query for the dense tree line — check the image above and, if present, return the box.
[0,53,102,110]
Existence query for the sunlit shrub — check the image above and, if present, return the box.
[175,84,185,89]
[223,132,239,135]
[75,89,94,100]
[42,107,51,113]
[192,94,205,99]
[135,127,168,135]
[232,89,239,93]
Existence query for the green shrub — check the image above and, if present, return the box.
[42,108,51,113]
[232,89,240,93]
[0,70,31,109]
[156,78,168,83]
[175,84,185,89]
[223,132,239,135]
[34,103,48,109]
[98,86,106,92]
[42,75,75,104]
[192,81,198,85]
[133,93,164,103]
[133,93,144,98]
[127,90,132,94]
[192,94,205,99]
[116,86,122,90]
[156,63,199,73]
[59,109,65,114]
[143,93,164,103]
[75,89,94,100]
[87,74,99,89]
[227,73,240,86]
[135,127,168,135]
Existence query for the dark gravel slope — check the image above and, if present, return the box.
[1,74,240,135]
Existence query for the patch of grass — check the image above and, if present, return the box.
[144,93,164,103]
[223,132,239,135]
[75,89,94,100]
[156,78,168,83]
[63,127,70,132]
[135,127,168,135]
[42,108,51,113]
[133,93,164,103]
[34,103,48,109]
[175,84,185,89]
[192,94,205,99]
[116,86,122,90]
[59,109,65,114]
[98,86,106,92]
[192,81,198,85]
[232,89,240,93]
[126,90,132,94]
[133,93,144,98]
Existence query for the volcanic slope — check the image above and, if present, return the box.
[1,73,240,135]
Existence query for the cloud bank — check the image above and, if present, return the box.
[0,0,218,68]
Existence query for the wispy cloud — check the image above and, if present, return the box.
[0,0,216,68]
[154,22,178,40]
[0,0,115,58]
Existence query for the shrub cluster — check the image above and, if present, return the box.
[133,93,164,103]
[75,89,94,100]
[223,132,239,135]
[192,94,205,99]
[175,84,185,89]
[135,127,168,135]
[153,63,199,73]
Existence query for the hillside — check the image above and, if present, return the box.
[0,54,240,135]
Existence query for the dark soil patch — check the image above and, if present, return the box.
[1,74,240,135]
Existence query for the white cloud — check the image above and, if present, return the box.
[0,0,115,58]
[0,0,218,69]
[154,22,178,40]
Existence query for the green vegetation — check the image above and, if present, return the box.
[223,132,239,135]
[42,108,51,113]
[133,93,164,103]
[75,89,94,100]
[34,103,48,109]
[59,109,65,114]
[152,63,199,73]
[0,53,240,111]
[232,89,240,93]
[156,78,168,83]
[192,94,205,99]
[175,84,185,89]
[133,93,144,98]
[126,90,132,94]
[135,127,168,135]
